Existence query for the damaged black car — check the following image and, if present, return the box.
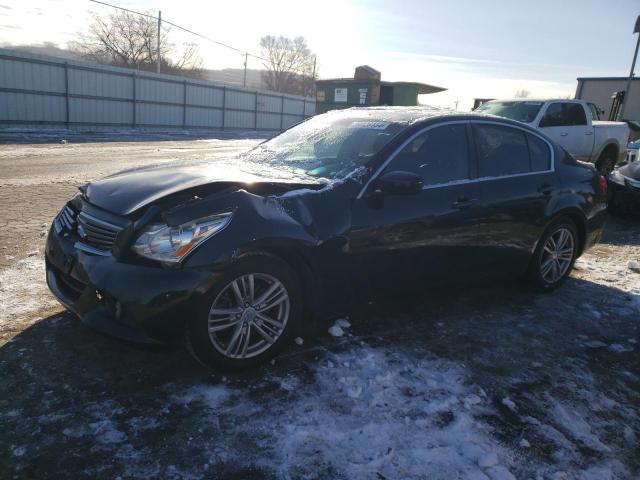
[608,160,640,215]
[46,107,608,369]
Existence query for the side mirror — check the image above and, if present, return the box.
[373,170,423,196]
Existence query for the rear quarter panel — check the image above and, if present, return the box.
[552,148,607,251]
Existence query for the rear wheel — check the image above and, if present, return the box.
[528,218,579,290]
[186,254,302,370]
[595,150,616,175]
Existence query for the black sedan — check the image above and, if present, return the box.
[609,160,640,215]
[45,108,608,369]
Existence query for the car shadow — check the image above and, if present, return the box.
[1,273,638,478]
[600,214,640,246]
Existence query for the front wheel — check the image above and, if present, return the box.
[186,254,302,370]
[527,219,579,291]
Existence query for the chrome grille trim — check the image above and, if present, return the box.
[54,205,77,234]
[74,241,113,257]
[76,211,123,253]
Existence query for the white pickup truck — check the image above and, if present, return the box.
[475,99,629,173]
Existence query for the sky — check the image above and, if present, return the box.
[0,0,638,110]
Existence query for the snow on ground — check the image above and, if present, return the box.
[0,253,57,330]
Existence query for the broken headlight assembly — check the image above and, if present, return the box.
[131,213,232,263]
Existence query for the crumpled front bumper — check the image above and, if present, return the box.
[45,228,218,345]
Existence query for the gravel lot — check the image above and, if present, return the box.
[0,134,639,480]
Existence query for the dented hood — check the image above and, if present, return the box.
[84,159,324,215]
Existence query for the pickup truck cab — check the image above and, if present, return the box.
[476,99,629,173]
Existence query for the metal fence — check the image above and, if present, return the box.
[0,48,315,132]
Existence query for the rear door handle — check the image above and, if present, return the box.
[585,131,593,136]
[452,196,478,209]
[538,183,553,195]
[560,132,568,137]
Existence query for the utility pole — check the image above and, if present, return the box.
[156,10,162,74]
[311,55,317,95]
[454,100,459,111]
[243,52,248,87]
[619,15,640,120]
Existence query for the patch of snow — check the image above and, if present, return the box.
[328,325,344,337]
[608,343,633,353]
[623,426,637,445]
[11,445,26,457]
[584,340,608,349]
[501,397,516,411]
[293,336,304,346]
[208,346,510,478]
[478,451,499,468]
[485,465,516,480]
[278,375,299,392]
[518,438,530,448]
[0,256,58,329]
[90,420,126,444]
[334,318,351,329]
[628,260,640,273]
[171,384,229,410]
[550,402,611,453]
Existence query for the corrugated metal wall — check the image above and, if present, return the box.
[0,48,315,131]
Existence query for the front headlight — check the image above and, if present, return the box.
[608,170,626,186]
[132,213,232,263]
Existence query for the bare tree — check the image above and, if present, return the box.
[514,89,531,98]
[260,36,316,96]
[70,10,203,77]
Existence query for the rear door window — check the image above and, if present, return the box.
[473,124,530,177]
[388,124,470,186]
[565,103,587,125]
[526,134,551,171]
[539,102,587,127]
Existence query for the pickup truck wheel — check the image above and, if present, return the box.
[596,152,615,175]
[186,254,302,371]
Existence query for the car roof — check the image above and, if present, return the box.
[318,106,543,132]
[483,98,582,104]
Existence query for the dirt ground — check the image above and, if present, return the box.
[0,134,639,480]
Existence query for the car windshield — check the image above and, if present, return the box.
[242,113,406,181]
[476,101,543,123]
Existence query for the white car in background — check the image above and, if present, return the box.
[476,99,629,173]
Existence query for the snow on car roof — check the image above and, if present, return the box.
[319,106,460,124]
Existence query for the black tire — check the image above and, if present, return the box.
[186,253,302,371]
[527,217,579,291]
[595,151,616,175]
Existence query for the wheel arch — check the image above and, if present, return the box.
[545,207,587,256]
[595,141,619,164]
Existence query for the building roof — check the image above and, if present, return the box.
[577,76,640,82]
[315,78,446,94]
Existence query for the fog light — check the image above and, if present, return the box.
[95,290,103,301]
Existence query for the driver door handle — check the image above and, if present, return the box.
[559,132,568,137]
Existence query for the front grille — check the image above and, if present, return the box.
[54,205,77,234]
[77,211,123,253]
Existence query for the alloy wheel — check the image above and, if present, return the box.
[207,273,290,359]
[540,228,575,284]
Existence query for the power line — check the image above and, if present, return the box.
[86,0,316,79]
[87,0,278,66]
[87,0,155,19]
